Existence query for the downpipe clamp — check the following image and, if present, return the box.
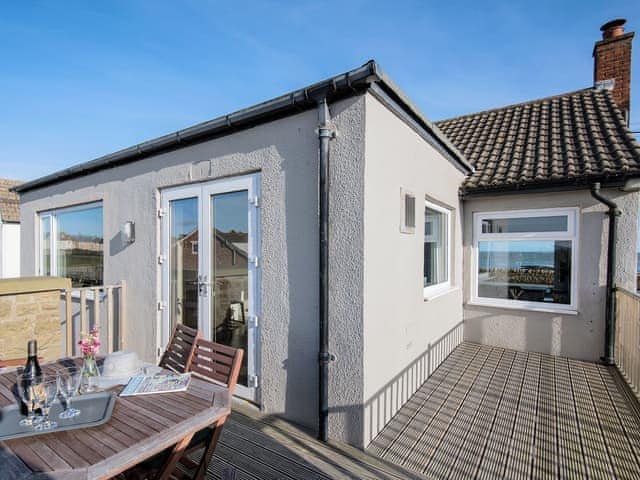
[319,352,336,364]
[316,124,338,140]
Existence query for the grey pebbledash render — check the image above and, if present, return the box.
[16,60,471,448]
[14,18,640,449]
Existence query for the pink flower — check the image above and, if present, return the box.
[78,328,100,358]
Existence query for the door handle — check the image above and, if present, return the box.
[198,275,213,296]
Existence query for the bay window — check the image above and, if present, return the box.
[39,202,103,287]
[473,208,578,311]
[424,201,451,296]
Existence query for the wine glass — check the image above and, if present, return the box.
[57,371,81,419]
[34,379,58,431]
[16,373,42,427]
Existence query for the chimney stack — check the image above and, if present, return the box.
[593,18,634,123]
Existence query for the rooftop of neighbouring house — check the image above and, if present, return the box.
[0,178,21,223]
[436,87,640,196]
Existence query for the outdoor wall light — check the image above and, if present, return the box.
[121,221,135,244]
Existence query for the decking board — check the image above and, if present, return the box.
[366,342,640,479]
[206,404,427,480]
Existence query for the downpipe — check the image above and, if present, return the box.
[317,97,336,442]
[590,182,621,366]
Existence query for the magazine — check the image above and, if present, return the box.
[119,373,191,396]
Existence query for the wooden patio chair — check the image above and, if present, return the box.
[174,339,243,480]
[158,324,201,374]
[123,340,243,480]
[158,339,243,480]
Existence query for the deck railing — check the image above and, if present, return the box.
[615,287,640,399]
[63,282,126,357]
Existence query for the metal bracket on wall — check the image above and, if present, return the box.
[247,375,259,388]
[319,352,336,364]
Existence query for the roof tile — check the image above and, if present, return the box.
[0,179,22,223]
[436,88,640,193]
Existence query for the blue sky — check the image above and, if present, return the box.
[1,0,639,182]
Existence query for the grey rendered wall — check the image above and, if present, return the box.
[361,93,466,447]
[463,189,639,361]
[19,95,366,432]
[326,95,367,447]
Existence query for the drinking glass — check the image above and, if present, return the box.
[16,373,42,427]
[34,379,58,431]
[57,371,81,419]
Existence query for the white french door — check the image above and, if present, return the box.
[160,173,261,401]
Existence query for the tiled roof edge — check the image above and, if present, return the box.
[435,87,596,125]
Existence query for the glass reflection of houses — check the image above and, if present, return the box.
[172,227,248,352]
[57,233,103,287]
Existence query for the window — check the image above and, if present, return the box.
[39,203,103,287]
[473,208,578,311]
[424,201,451,296]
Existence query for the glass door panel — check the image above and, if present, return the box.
[169,198,199,331]
[161,174,260,402]
[211,190,249,386]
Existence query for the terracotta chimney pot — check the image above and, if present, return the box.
[601,19,626,40]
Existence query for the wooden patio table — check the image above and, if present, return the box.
[0,358,231,480]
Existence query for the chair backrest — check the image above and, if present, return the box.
[189,338,244,395]
[158,324,201,373]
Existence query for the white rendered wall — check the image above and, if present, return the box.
[463,189,639,361]
[361,93,466,447]
[1,222,20,278]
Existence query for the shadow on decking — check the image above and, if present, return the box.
[205,403,427,480]
[367,342,640,480]
[364,322,464,446]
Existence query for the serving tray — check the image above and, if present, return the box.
[0,391,116,440]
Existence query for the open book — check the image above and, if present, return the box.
[119,373,191,396]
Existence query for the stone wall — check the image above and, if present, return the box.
[0,277,70,362]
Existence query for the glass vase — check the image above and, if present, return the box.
[79,356,100,393]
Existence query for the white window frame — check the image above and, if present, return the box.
[37,201,103,282]
[423,200,452,298]
[472,207,579,312]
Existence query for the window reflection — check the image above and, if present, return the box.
[212,190,249,386]
[56,207,103,287]
[40,205,103,287]
[478,240,571,304]
[170,198,199,331]
[424,206,448,288]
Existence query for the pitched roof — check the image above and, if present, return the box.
[436,88,640,195]
[0,179,21,223]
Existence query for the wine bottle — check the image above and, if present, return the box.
[23,340,43,379]
[19,340,43,416]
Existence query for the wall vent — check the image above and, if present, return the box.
[400,188,416,234]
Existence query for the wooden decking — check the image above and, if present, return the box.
[204,403,426,480]
[367,342,640,479]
